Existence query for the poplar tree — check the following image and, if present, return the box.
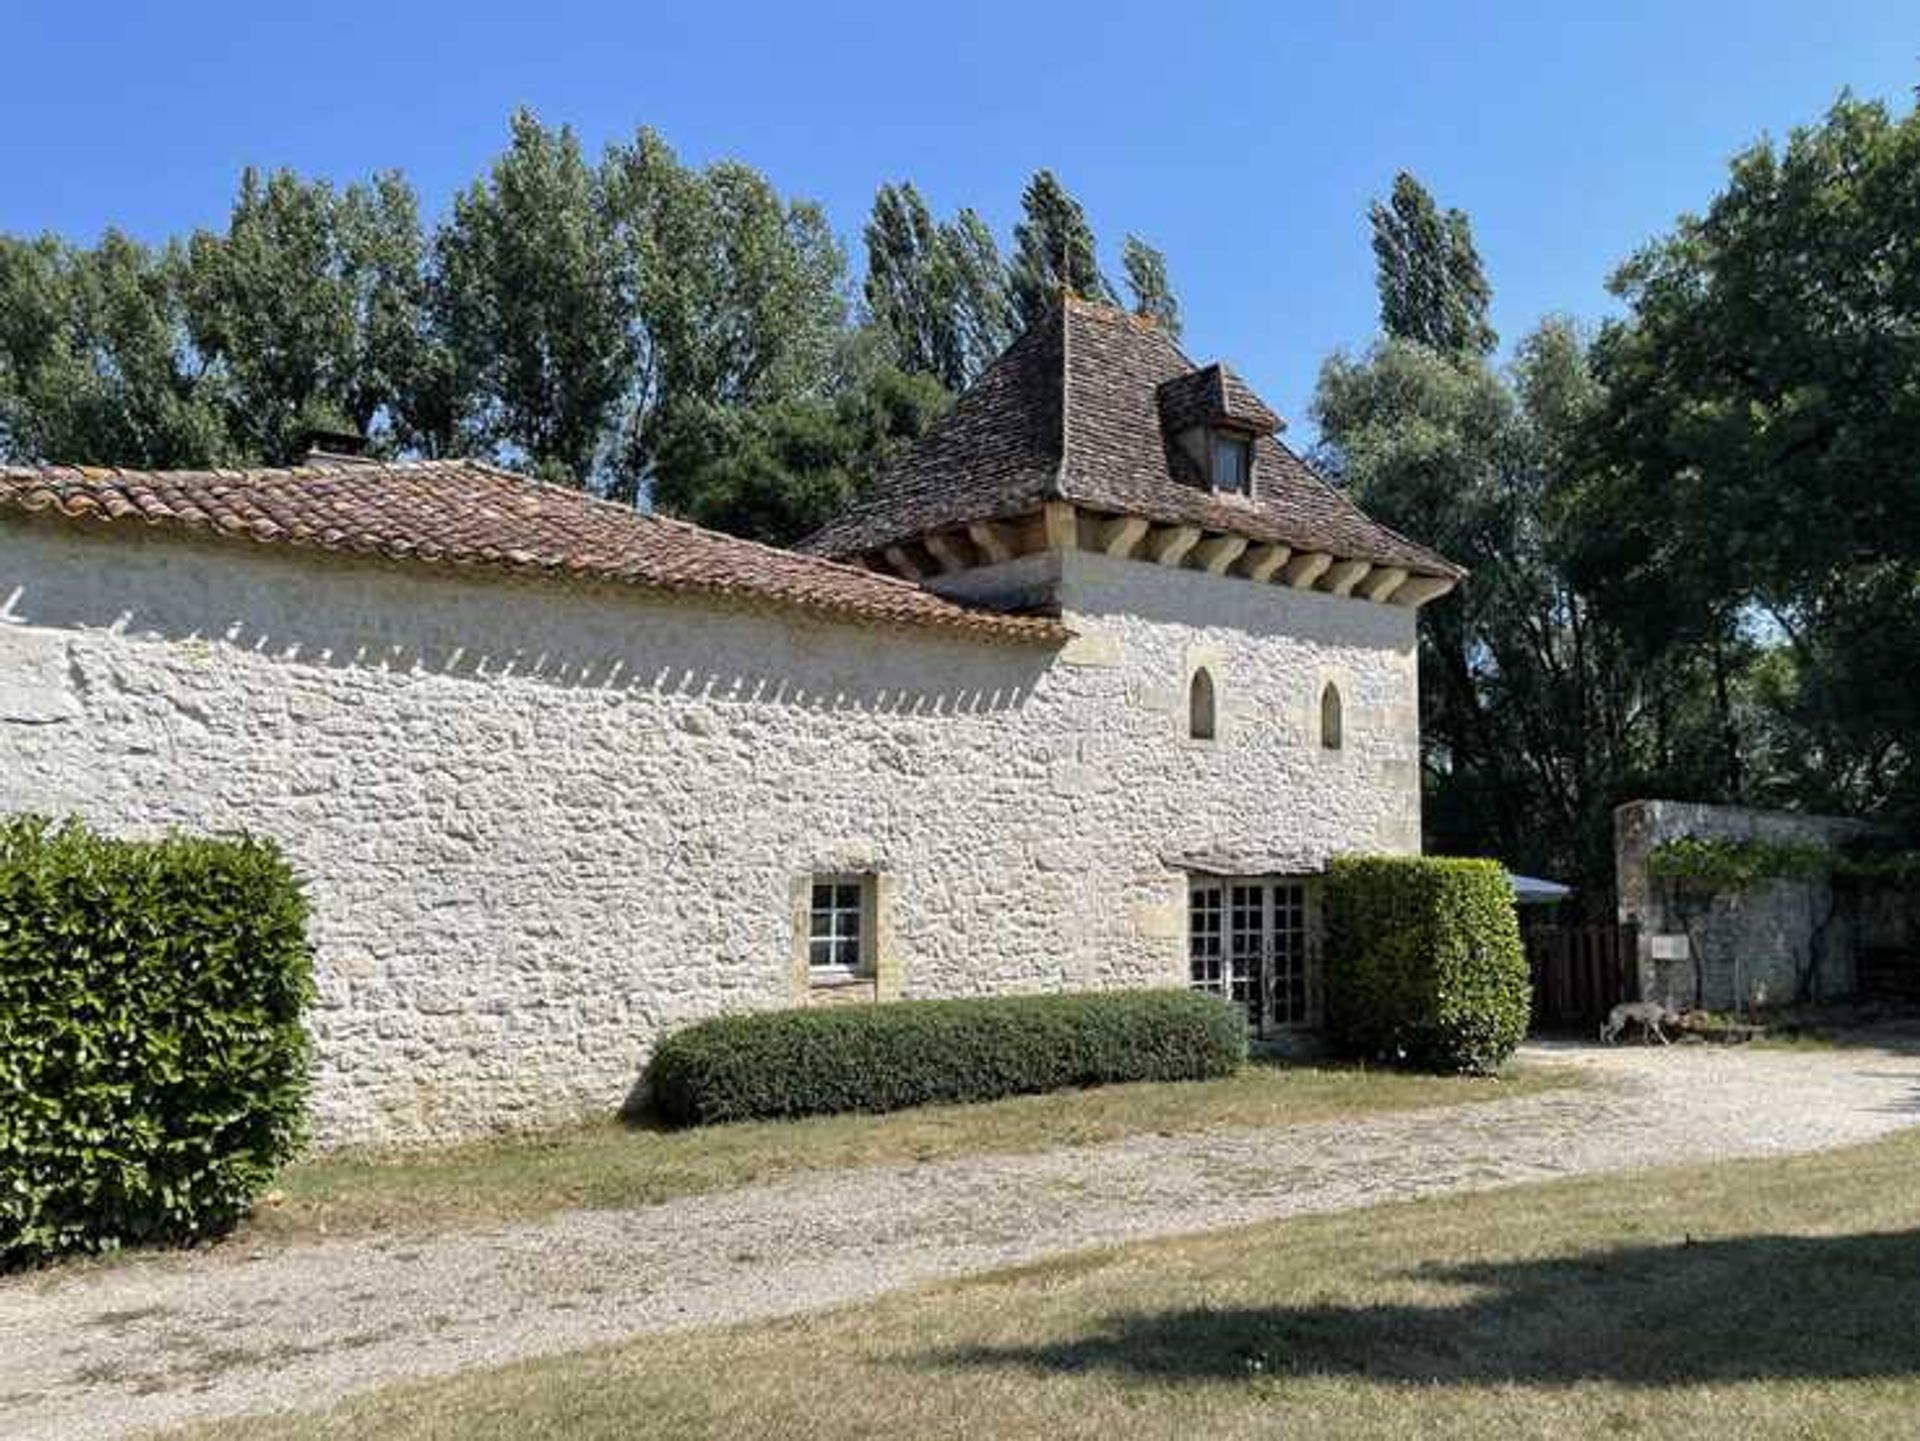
[1369,171,1496,358]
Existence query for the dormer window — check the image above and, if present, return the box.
[1211,431,1253,495]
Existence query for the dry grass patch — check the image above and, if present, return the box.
[199,1122,1920,1440]
[252,1059,1571,1241]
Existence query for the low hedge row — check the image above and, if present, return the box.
[1324,854,1530,1074]
[1,817,313,1268]
[648,987,1246,1126]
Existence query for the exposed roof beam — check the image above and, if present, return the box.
[1147,524,1202,567]
[1321,559,1372,597]
[966,521,1016,565]
[1281,551,1333,589]
[1361,566,1409,604]
[1238,542,1291,583]
[1042,501,1079,552]
[1390,574,1458,608]
[1099,514,1150,559]
[922,532,973,575]
[1191,534,1249,575]
[880,545,924,582]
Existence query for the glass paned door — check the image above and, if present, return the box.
[1189,877,1316,1032]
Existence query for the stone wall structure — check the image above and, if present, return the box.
[1614,799,1877,1009]
[2,517,1421,1146]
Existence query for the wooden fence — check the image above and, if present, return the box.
[1521,920,1640,1033]
[1858,949,1920,1002]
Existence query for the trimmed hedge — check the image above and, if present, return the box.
[647,988,1246,1126]
[1324,855,1530,1074]
[1,817,313,1268]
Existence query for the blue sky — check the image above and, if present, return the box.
[6,2,1915,433]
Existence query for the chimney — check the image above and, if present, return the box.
[296,427,372,465]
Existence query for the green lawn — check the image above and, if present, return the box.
[252,1059,1570,1242]
[205,1121,1920,1440]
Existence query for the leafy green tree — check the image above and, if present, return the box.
[1320,164,1751,902]
[435,110,630,483]
[601,127,849,501]
[0,231,228,467]
[939,207,1015,381]
[862,183,1012,389]
[650,354,946,545]
[1120,234,1180,338]
[1370,172,1496,358]
[1584,93,1920,818]
[1008,170,1113,330]
[185,167,440,463]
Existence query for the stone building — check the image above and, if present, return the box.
[0,298,1459,1146]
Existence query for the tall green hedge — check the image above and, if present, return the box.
[0,817,313,1268]
[648,988,1246,1127]
[1324,855,1530,1074]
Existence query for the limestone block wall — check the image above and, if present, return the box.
[1614,799,1872,1008]
[2,516,1421,1147]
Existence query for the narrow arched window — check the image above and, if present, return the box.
[1188,668,1217,741]
[1320,682,1343,751]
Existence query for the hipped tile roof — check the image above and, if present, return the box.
[803,297,1461,578]
[0,458,1067,643]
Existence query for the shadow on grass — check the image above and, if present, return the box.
[923,1229,1920,1387]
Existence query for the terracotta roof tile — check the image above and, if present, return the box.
[804,297,1461,579]
[0,458,1067,644]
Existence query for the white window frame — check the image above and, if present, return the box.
[807,874,872,981]
[1188,875,1321,1033]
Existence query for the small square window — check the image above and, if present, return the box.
[1212,433,1252,495]
[808,876,870,975]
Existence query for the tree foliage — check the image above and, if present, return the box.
[1008,169,1115,329]
[0,231,227,468]
[1583,94,1920,819]
[1,115,1171,543]
[1318,173,1764,903]
[1370,172,1496,358]
[1121,234,1180,338]
[434,111,629,484]
[862,182,1012,391]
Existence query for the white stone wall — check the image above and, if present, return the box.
[1,517,1421,1147]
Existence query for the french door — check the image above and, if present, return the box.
[1189,877,1316,1032]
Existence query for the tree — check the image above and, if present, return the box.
[185,167,440,463]
[601,127,850,501]
[0,231,228,468]
[862,183,1011,389]
[1583,93,1920,819]
[434,110,630,484]
[650,349,947,545]
[1316,321,1734,901]
[1369,172,1496,358]
[1008,170,1113,330]
[1120,235,1180,338]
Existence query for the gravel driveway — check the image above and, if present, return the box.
[5,1037,1919,1440]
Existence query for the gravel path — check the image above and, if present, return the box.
[5,1038,1919,1440]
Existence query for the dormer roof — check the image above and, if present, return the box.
[1155,362,1281,437]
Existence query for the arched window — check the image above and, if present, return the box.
[1188,668,1217,741]
[1320,682,1344,751]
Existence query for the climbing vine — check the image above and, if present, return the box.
[1644,833,1920,1008]
[1647,836,1920,892]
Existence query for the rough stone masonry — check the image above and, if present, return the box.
[1,519,1421,1146]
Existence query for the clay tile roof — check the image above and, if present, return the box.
[1156,362,1280,436]
[0,458,1067,644]
[802,296,1461,579]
